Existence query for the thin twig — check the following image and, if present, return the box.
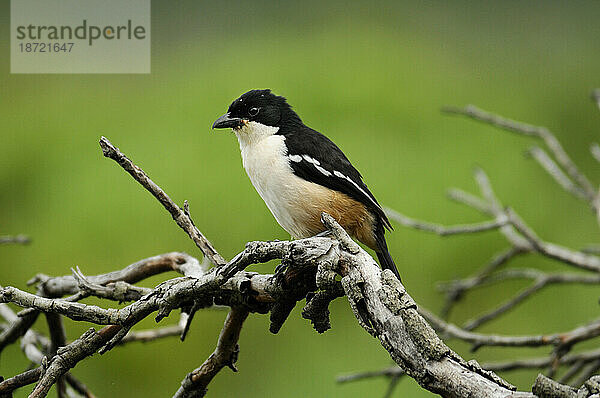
[487,349,600,372]
[119,313,188,345]
[526,146,587,200]
[385,207,507,236]
[64,373,95,398]
[473,168,531,249]
[506,208,600,272]
[337,367,405,383]
[99,137,226,267]
[446,188,493,215]
[463,278,547,331]
[438,247,526,318]
[420,307,600,351]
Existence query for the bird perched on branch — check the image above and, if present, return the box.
[212,89,399,279]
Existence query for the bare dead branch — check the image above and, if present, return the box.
[339,352,600,395]
[0,252,201,358]
[174,307,249,397]
[1,219,536,397]
[99,137,226,267]
[443,105,597,204]
[319,214,529,397]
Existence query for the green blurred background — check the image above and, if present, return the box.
[2,0,600,396]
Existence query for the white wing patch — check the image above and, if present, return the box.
[314,164,332,176]
[302,155,320,165]
[333,170,382,211]
[289,154,302,162]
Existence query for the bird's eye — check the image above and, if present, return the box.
[248,107,259,117]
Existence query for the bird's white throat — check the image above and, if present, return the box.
[234,121,280,148]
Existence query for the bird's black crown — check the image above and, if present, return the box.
[227,89,300,127]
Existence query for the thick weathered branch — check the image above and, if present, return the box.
[319,214,530,397]
[1,220,537,397]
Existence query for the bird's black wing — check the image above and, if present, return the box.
[279,125,392,230]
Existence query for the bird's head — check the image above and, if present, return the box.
[212,89,299,133]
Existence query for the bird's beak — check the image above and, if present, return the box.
[212,113,244,129]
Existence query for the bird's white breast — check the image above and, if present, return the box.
[234,122,327,238]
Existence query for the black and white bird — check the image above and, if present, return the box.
[212,89,399,279]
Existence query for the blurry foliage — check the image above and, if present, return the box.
[1,1,599,396]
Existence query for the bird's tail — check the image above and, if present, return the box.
[374,225,401,280]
